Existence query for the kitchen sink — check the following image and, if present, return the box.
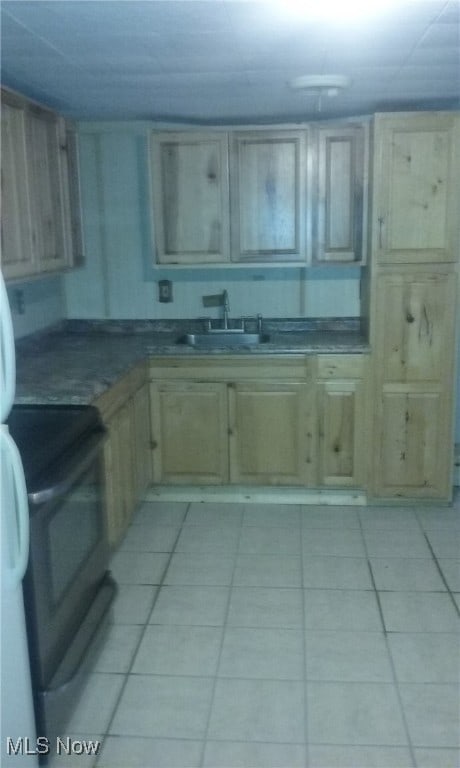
[177,331,271,348]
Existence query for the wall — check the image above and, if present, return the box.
[7,275,65,339]
[64,124,360,322]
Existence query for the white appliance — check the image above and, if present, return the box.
[0,268,38,766]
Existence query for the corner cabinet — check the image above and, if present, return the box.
[150,132,230,264]
[369,111,459,502]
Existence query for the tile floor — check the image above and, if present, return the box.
[51,498,460,768]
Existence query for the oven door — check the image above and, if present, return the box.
[24,429,110,691]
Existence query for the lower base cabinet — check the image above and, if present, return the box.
[316,356,366,488]
[150,381,229,484]
[95,366,152,548]
[149,355,367,490]
[103,402,135,547]
[228,381,313,485]
[376,386,449,498]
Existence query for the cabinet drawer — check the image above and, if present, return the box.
[317,355,366,380]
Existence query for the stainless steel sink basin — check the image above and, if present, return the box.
[177,332,271,348]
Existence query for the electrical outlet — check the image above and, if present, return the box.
[158,280,173,303]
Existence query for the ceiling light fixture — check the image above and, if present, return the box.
[289,74,351,111]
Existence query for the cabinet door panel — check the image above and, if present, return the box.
[377,388,448,497]
[231,131,306,262]
[133,384,152,498]
[151,132,230,264]
[104,410,127,548]
[27,110,66,271]
[151,382,228,484]
[1,102,34,278]
[317,380,363,487]
[228,382,312,485]
[376,271,456,383]
[374,114,458,263]
[315,125,367,263]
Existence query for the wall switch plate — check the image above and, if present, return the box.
[158,279,173,303]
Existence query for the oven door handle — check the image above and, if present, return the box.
[28,430,106,506]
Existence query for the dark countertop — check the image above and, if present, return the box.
[14,319,370,405]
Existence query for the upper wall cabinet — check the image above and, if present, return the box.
[1,97,34,279]
[151,132,230,264]
[230,130,307,263]
[372,113,459,265]
[1,88,83,282]
[313,124,368,265]
[26,107,67,273]
[150,123,368,268]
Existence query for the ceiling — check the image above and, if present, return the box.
[1,0,459,124]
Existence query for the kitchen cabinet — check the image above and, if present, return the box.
[313,124,368,264]
[95,365,151,547]
[228,381,313,485]
[0,96,34,279]
[26,107,67,273]
[316,356,367,488]
[368,111,459,501]
[103,401,135,547]
[149,355,369,490]
[371,267,456,499]
[150,122,369,267]
[150,381,229,484]
[1,87,83,281]
[151,131,230,264]
[60,123,85,268]
[230,130,307,263]
[372,113,459,264]
[132,383,153,498]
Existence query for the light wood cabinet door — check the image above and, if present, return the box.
[231,131,306,262]
[373,113,459,264]
[133,383,152,498]
[375,386,449,498]
[26,109,67,272]
[317,378,364,487]
[1,100,34,279]
[228,381,313,485]
[151,132,230,264]
[314,124,368,264]
[375,270,457,384]
[150,381,229,484]
[103,401,136,547]
[60,123,84,268]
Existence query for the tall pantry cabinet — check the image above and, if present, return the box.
[369,113,459,500]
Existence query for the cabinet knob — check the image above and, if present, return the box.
[406,312,415,324]
[150,440,158,450]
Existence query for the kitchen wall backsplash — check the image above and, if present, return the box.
[64,125,361,321]
[7,276,65,339]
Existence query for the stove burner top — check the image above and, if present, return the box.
[7,405,103,488]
